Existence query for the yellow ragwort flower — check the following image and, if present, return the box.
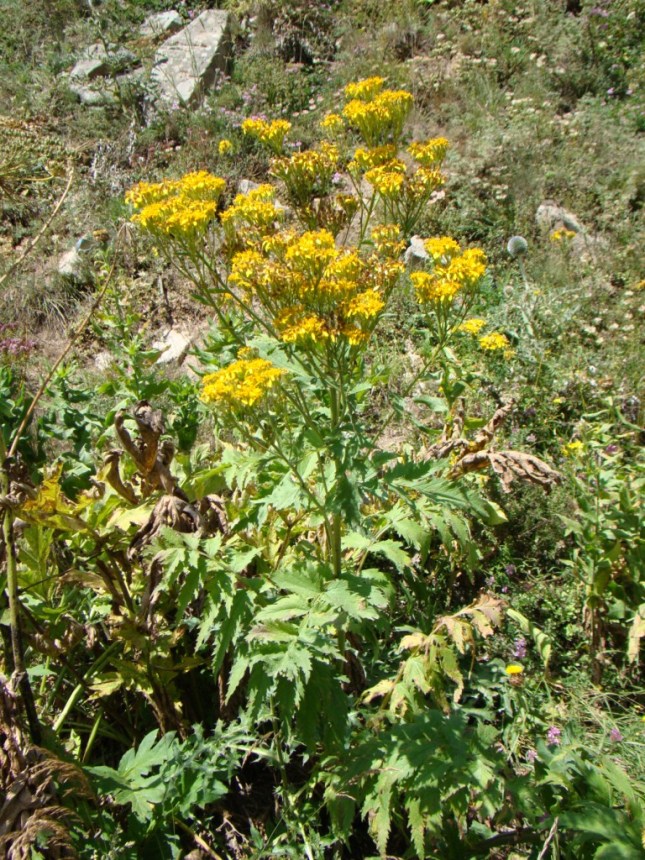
[348,145,397,173]
[479,332,511,351]
[550,228,576,242]
[424,236,461,263]
[218,139,234,155]
[411,271,461,303]
[320,113,345,132]
[201,357,286,407]
[342,288,385,319]
[365,163,406,198]
[344,77,385,101]
[371,224,406,256]
[242,118,291,153]
[127,171,225,238]
[458,318,487,335]
[408,137,449,166]
[563,440,584,456]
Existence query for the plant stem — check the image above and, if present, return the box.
[1,439,41,743]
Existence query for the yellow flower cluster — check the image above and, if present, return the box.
[242,118,291,153]
[343,89,414,146]
[227,221,403,347]
[348,145,397,174]
[411,246,487,305]
[320,113,344,133]
[408,137,449,166]
[126,171,226,237]
[371,224,406,257]
[424,236,461,263]
[270,143,339,206]
[343,288,385,318]
[218,139,233,155]
[285,229,338,279]
[550,228,576,242]
[344,76,385,101]
[201,357,285,407]
[563,440,584,456]
[458,318,487,335]
[221,184,281,246]
[364,162,406,198]
[479,332,511,351]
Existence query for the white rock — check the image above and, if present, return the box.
[140,11,183,39]
[152,329,192,365]
[404,235,429,270]
[150,10,231,109]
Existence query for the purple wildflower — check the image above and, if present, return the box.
[609,727,623,743]
[513,637,528,659]
[526,748,538,763]
[505,564,517,577]
[546,726,561,746]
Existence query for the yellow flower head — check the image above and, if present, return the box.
[505,664,524,676]
[201,357,286,408]
[342,288,385,319]
[344,76,385,101]
[365,163,406,198]
[408,137,449,166]
[285,229,338,279]
[550,228,576,242]
[371,224,406,256]
[458,318,487,335]
[242,118,291,153]
[218,138,234,155]
[127,171,225,238]
[348,145,397,173]
[411,271,461,304]
[563,440,585,456]
[320,113,345,133]
[221,184,281,239]
[275,307,331,343]
[424,236,461,263]
[479,332,511,351]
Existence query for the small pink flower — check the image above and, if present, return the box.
[546,726,561,746]
[609,727,622,743]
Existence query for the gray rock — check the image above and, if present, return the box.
[70,43,137,81]
[404,235,429,270]
[140,10,183,39]
[152,329,193,365]
[69,82,117,106]
[149,10,231,109]
[535,200,584,234]
[237,178,261,195]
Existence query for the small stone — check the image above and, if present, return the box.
[152,329,192,365]
[140,10,183,39]
[404,236,429,270]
